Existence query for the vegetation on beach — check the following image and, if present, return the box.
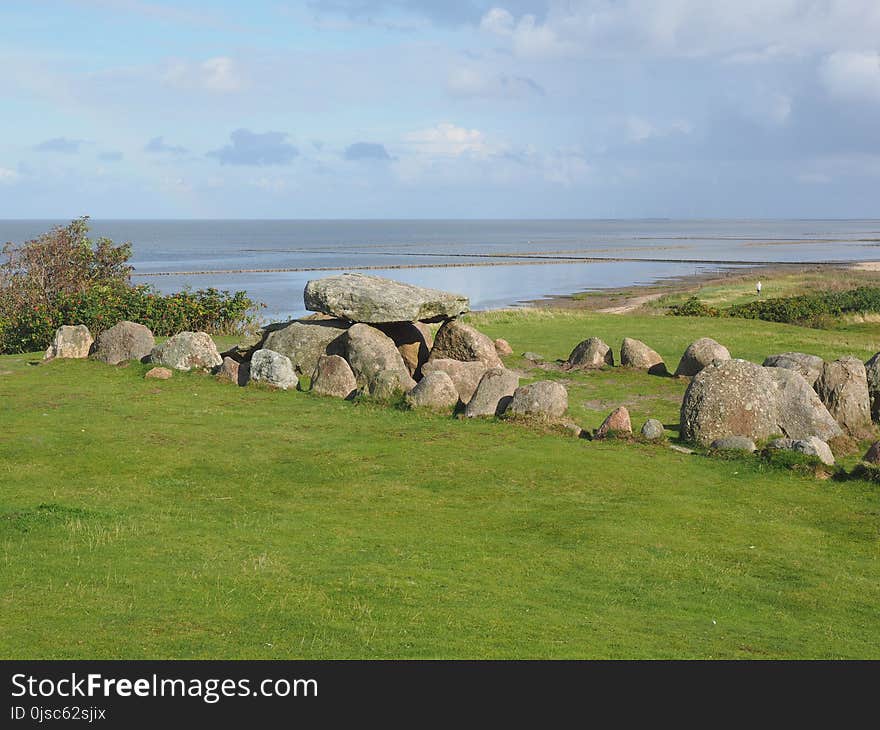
[2,305,879,659]
[0,219,261,354]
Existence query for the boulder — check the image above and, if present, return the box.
[465,368,519,418]
[814,356,873,438]
[640,418,665,440]
[216,356,250,386]
[506,381,568,420]
[595,406,632,438]
[429,320,502,367]
[366,369,414,399]
[44,325,93,360]
[566,337,613,368]
[150,332,222,371]
[709,436,757,453]
[262,319,349,375]
[304,273,469,323]
[405,371,459,410]
[144,366,172,380]
[92,321,155,365]
[340,323,416,395]
[620,337,667,375]
[768,437,835,466]
[250,349,298,390]
[421,359,489,403]
[310,355,357,399]
[674,337,730,377]
[763,352,824,386]
[376,322,431,378]
[766,368,842,442]
[864,352,880,421]
[522,352,544,363]
[494,338,513,356]
[680,359,779,447]
[862,441,880,465]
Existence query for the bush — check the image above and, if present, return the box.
[723,287,880,327]
[666,297,720,317]
[1,218,262,354]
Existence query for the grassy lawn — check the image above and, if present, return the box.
[1,310,879,659]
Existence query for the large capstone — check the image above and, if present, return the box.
[261,319,349,376]
[304,273,469,323]
[92,321,155,365]
[150,332,222,371]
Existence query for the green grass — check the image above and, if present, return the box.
[1,310,879,659]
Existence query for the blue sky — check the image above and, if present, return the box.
[1,0,879,218]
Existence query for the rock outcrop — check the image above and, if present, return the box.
[150,332,222,371]
[44,325,93,360]
[304,273,469,323]
[92,321,155,365]
[674,337,730,377]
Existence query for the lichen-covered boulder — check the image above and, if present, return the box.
[150,331,222,371]
[864,352,880,421]
[405,371,459,410]
[674,337,730,377]
[640,418,665,440]
[566,337,613,369]
[92,321,155,365]
[763,352,824,386]
[815,356,873,438]
[766,367,842,442]
[421,358,488,403]
[340,323,416,395]
[310,355,357,399]
[429,320,502,368]
[376,322,432,379]
[44,325,93,360]
[595,406,632,438]
[506,381,568,420]
[465,368,519,418]
[768,437,835,466]
[261,319,349,376]
[620,337,667,375]
[216,356,250,386]
[680,359,778,447]
[709,436,757,452]
[494,338,513,357]
[304,273,469,323]
[250,349,298,390]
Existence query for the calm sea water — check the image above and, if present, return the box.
[2,219,879,320]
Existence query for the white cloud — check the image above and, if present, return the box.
[820,51,880,103]
[163,56,245,93]
[403,123,500,159]
[0,167,18,183]
[624,116,693,143]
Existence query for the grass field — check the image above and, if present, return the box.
[1,309,879,659]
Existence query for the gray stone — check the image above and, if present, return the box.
[92,321,155,365]
[566,337,613,368]
[864,352,880,421]
[421,358,489,403]
[150,331,222,371]
[465,368,519,417]
[595,406,632,438]
[640,418,666,440]
[376,322,432,378]
[250,349,298,390]
[217,356,250,386]
[709,436,757,452]
[815,356,873,438]
[44,325,93,360]
[763,352,825,386]
[674,337,730,377]
[429,320,502,367]
[262,319,349,376]
[522,352,544,363]
[304,273,469,323]
[405,371,459,410]
[766,367,842,442]
[310,354,357,399]
[768,436,835,466]
[365,369,413,399]
[506,381,568,420]
[340,323,416,395]
[620,337,667,375]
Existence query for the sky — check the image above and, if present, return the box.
[1,0,879,219]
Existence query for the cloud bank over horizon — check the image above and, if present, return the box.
[1,0,879,218]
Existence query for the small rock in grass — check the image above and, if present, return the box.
[522,352,544,363]
[494,338,513,357]
[640,418,665,440]
[709,436,757,453]
[506,380,568,420]
[768,436,835,466]
[595,406,632,438]
[145,367,173,380]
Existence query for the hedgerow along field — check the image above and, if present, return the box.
[2,308,879,659]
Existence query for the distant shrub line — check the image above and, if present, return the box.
[0,218,262,354]
[668,287,880,327]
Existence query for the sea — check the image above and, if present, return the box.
[2,219,879,321]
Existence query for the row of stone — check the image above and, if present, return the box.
[564,335,730,377]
